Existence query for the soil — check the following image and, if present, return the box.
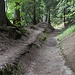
[0,28,44,68]
[19,29,74,75]
[61,32,75,74]
[0,22,74,75]
[0,22,51,69]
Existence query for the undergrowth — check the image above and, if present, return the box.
[57,24,75,41]
[39,32,47,42]
[0,61,23,75]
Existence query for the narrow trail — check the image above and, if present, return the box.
[19,29,74,75]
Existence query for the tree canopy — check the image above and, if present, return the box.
[0,0,75,29]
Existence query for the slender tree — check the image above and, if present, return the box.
[43,0,53,25]
[33,0,37,25]
[14,2,21,25]
[38,0,41,23]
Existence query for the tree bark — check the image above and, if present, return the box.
[33,0,37,25]
[64,8,67,28]
[38,0,40,23]
[46,8,51,26]
[46,7,54,31]
[0,0,7,26]
[0,0,12,27]
[47,8,51,24]
[14,2,21,25]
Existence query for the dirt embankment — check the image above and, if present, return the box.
[0,22,53,74]
[61,32,75,74]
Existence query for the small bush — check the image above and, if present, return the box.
[39,32,47,42]
[0,62,22,75]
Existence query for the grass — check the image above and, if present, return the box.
[57,24,75,41]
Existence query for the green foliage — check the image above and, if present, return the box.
[21,0,45,25]
[20,27,27,34]
[56,0,75,26]
[0,63,22,75]
[39,32,47,42]
[5,0,75,28]
[57,24,75,41]
[5,0,59,26]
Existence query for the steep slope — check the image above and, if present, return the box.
[61,32,75,74]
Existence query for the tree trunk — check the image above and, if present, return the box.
[0,0,12,27]
[38,0,40,23]
[14,2,21,25]
[33,0,37,25]
[46,8,54,31]
[0,0,7,26]
[0,0,21,39]
[47,8,51,24]
[46,8,51,26]
[63,8,67,28]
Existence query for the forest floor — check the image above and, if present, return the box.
[0,28,44,68]
[61,31,75,74]
[0,22,75,75]
[19,29,74,75]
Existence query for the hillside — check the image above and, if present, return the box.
[61,31,75,74]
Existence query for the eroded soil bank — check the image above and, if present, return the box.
[0,22,54,74]
[61,32,75,74]
[19,29,74,75]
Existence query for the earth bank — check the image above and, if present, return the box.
[61,32,75,74]
[0,22,53,75]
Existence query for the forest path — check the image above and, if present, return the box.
[19,29,74,75]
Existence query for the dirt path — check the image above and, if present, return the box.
[19,29,74,75]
